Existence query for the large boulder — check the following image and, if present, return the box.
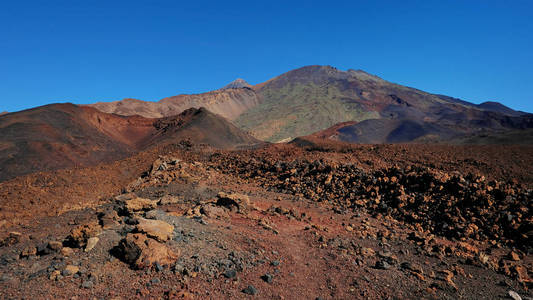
[135,218,175,242]
[118,233,178,269]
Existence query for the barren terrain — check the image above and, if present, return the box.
[0,140,531,299]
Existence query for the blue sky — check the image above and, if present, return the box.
[1,0,532,113]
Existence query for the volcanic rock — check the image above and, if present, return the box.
[118,233,178,269]
[20,246,37,258]
[1,232,21,246]
[66,221,102,248]
[98,209,120,229]
[135,218,175,242]
[61,247,74,257]
[84,237,99,252]
[159,195,181,205]
[216,192,251,213]
[124,198,157,214]
[47,241,63,252]
[242,285,258,295]
[201,205,229,219]
[62,265,79,276]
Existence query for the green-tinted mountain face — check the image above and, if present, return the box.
[235,65,445,142]
[235,65,530,142]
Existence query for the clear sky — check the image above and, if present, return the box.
[1,0,532,113]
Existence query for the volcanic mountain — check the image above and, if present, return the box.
[88,65,531,143]
[235,66,532,142]
[0,104,259,182]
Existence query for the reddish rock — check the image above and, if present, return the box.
[118,233,179,269]
[66,221,102,247]
[135,218,175,242]
[216,192,251,213]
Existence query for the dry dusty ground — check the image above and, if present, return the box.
[0,141,531,299]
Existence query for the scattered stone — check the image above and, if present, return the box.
[135,218,174,242]
[124,198,157,214]
[511,265,530,284]
[85,237,99,252]
[115,193,136,202]
[118,233,179,269]
[242,285,258,295]
[155,262,164,272]
[66,221,102,248]
[98,209,120,229]
[62,265,79,276]
[144,210,160,219]
[49,270,61,281]
[82,280,93,289]
[47,241,63,252]
[201,205,229,219]
[271,260,280,266]
[508,290,522,300]
[61,247,74,257]
[261,273,274,283]
[508,251,520,261]
[0,232,21,246]
[375,260,391,270]
[216,192,251,213]
[20,246,37,258]
[159,195,181,205]
[360,247,375,257]
[224,269,237,279]
[150,278,161,285]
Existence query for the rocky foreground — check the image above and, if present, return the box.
[0,142,531,299]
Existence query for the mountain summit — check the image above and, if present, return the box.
[222,78,252,90]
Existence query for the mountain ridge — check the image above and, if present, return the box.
[81,65,530,143]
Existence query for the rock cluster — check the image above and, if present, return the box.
[213,156,532,250]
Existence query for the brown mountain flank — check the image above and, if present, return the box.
[89,87,261,121]
[0,104,260,182]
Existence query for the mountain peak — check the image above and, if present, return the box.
[222,78,251,90]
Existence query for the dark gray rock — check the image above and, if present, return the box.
[261,273,273,283]
[242,285,258,295]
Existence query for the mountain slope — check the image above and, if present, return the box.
[0,104,260,182]
[235,65,531,142]
[86,65,530,143]
[89,85,261,121]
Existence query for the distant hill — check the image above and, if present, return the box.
[0,104,259,182]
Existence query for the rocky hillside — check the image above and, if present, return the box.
[1,142,531,299]
[0,104,260,182]
[235,66,531,142]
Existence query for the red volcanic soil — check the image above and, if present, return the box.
[0,140,531,299]
[309,121,358,140]
[0,104,260,182]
